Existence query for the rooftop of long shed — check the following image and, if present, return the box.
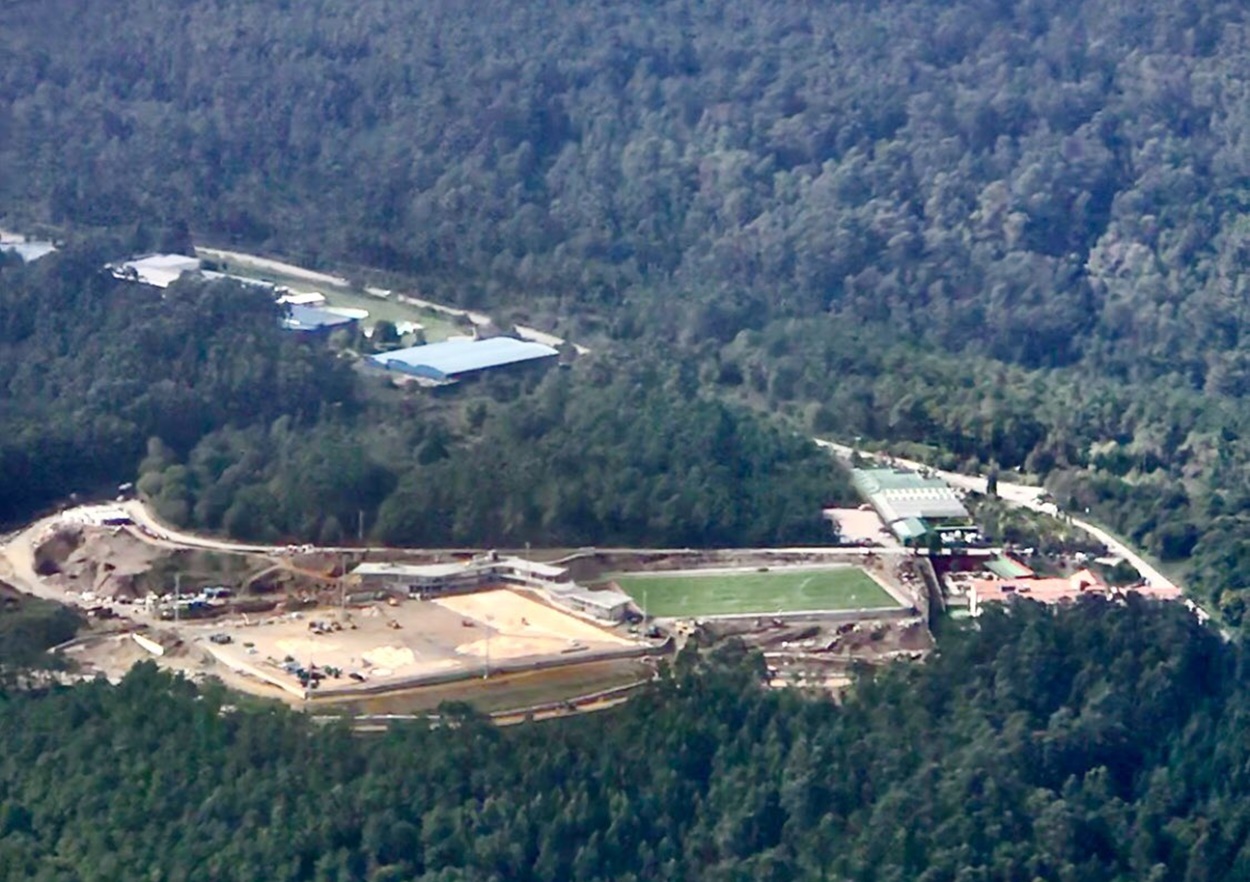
[852,466,955,494]
[370,336,559,377]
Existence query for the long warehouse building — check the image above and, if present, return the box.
[851,466,975,546]
[368,337,559,384]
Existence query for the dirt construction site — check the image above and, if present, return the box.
[0,515,656,707]
[0,504,938,712]
[197,588,640,700]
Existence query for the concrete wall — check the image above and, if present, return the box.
[132,633,165,657]
[915,556,941,624]
[203,644,308,699]
[311,638,671,701]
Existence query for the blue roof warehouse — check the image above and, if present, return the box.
[368,337,559,384]
[281,304,360,337]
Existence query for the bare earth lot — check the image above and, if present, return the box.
[824,507,900,548]
[1,510,934,715]
[328,658,652,716]
[200,588,637,696]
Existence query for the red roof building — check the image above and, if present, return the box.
[968,568,1182,616]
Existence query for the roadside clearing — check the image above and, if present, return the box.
[815,439,1187,600]
[197,246,591,354]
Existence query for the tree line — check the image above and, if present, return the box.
[0,600,1240,880]
[141,357,846,549]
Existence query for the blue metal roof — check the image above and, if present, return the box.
[281,304,358,332]
[369,337,559,379]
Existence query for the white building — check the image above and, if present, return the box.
[349,555,633,622]
[111,254,203,288]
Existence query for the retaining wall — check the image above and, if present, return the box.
[691,605,915,625]
[309,637,672,701]
[203,644,308,699]
[915,555,941,624]
[132,633,166,657]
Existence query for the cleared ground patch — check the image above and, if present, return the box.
[200,256,466,341]
[612,566,899,617]
[326,658,651,716]
[198,588,640,697]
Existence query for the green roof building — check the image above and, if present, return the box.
[851,466,974,546]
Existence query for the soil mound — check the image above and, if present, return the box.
[37,527,163,599]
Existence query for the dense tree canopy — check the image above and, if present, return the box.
[144,361,844,548]
[0,242,353,524]
[4,0,1250,609]
[0,251,845,547]
[8,7,1250,877]
[3,0,1247,367]
[0,601,1240,881]
[0,587,81,673]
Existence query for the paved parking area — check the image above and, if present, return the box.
[823,508,899,547]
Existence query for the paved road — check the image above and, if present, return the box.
[104,500,920,559]
[815,438,1180,594]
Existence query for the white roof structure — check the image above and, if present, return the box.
[352,562,467,579]
[277,291,328,306]
[110,255,282,293]
[352,556,569,583]
[851,467,970,522]
[1,240,56,262]
[112,254,202,288]
[871,488,970,523]
[496,557,568,579]
[369,337,559,381]
[550,583,629,603]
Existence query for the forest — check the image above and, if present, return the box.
[4,4,1250,875]
[0,584,80,673]
[4,0,1250,616]
[0,248,844,548]
[0,600,1240,881]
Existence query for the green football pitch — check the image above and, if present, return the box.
[611,567,900,617]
